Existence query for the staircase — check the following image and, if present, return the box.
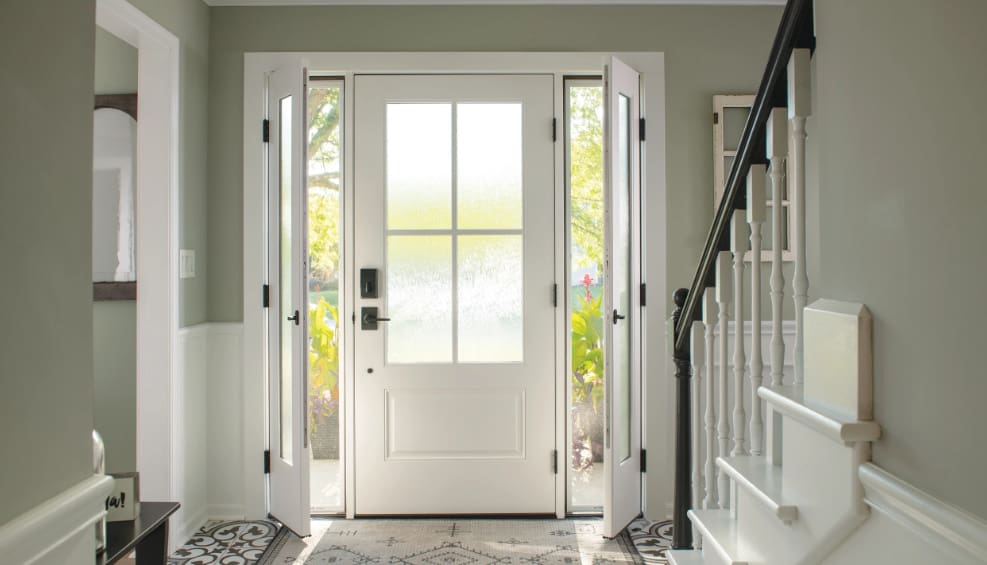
[665,1,987,564]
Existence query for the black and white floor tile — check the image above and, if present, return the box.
[169,520,280,564]
[627,519,675,563]
[168,517,673,565]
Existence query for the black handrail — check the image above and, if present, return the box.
[673,0,814,350]
[670,0,814,549]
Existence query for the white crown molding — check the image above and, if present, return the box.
[859,463,987,563]
[205,0,784,6]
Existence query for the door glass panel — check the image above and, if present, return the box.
[457,235,523,363]
[617,93,632,463]
[386,104,452,230]
[387,235,453,363]
[279,95,294,464]
[457,103,523,229]
[566,82,604,510]
[307,81,343,512]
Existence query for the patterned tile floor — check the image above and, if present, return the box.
[168,517,673,565]
[169,520,280,564]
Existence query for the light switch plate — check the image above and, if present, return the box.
[180,249,195,279]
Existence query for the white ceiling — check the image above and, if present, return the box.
[205,0,784,6]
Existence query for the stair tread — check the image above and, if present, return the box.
[717,455,798,523]
[759,384,881,444]
[687,509,748,565]
[667,549,707,565]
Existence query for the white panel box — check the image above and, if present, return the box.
[803,299,873,421]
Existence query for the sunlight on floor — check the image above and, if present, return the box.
[310,454,342,512]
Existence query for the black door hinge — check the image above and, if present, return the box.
[713,112,719,125]
[640,449,647,473]
[552,117,558,142]
[262,284,270,308]
[640,283,646,307]
[263,450,271,474]
[552,283,558,308]
[262,119,270,143]
[552,449,559,474]
[639,118,646,142]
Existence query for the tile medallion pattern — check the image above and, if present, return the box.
[169,520,280,564]
[258,518,675,565]
[627,519,674,563]
[169,517,675,565]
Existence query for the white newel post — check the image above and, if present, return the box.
[746,165,766,456]
[691,320,705,513]
[767,107,787,388]
[702,290,717,509]
[730,210,748,456]
[789,48,811,384]
[715,251,732,508]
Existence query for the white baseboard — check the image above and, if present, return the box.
[859,463,987,563]
[208,505,247,521]
[0,474,113,565]
[172,506,209,550]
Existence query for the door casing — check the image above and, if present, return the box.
[242,52,667,521]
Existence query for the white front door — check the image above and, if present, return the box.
[353,74,557,514]
[603,56,643,538]
[266,65,311,536]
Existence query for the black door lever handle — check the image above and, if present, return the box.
[287,310,300,325]
[613,309,626,324]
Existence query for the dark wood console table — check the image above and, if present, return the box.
[98,501,180,565]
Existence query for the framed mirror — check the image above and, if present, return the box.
[93,94,137,300]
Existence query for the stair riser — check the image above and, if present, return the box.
[783,417,869,519]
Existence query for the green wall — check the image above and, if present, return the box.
[206,4,783,321]
[811,0,987,519]
[95,28,138,95]
[127,0,212,328]
[0,0,96,525]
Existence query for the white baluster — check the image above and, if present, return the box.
[691,321,704,515]
[789,48,811,385]
[747,165,767,456]
[702,290,718,509]
[730,210,748,456]
[767,107,787,388]
[715,251,732,508]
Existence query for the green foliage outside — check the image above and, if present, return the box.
[568,86,606,477]
[307,87,342,434]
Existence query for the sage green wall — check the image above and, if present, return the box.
[93,302,138,474]
[206,4,783,322]
[93,27,139,474]
[812,0,987,518]
[0,0,96,525]
[95,28,138,95]
[126,0,211,327]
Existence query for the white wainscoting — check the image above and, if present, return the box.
[0,474,113,565]
[206,323,246,520]
[821,463,987,565]
[175,324,211,548]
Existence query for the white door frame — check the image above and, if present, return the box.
[95,0,181,534]
[242,52,666,520]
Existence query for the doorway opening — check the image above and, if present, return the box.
[565,78,605,513]
[306,78,345,514]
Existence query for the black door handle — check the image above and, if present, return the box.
[287,310,300,325]
[613,309,626,324]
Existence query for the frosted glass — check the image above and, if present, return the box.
[279,95,293,464]
[386,104,451,229]
[457,104,523,229]
[457,235,524,363]
[617,94,632,463]
[387,235,453,363]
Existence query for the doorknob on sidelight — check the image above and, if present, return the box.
[287,310,300,325]
[613,309,626,324]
